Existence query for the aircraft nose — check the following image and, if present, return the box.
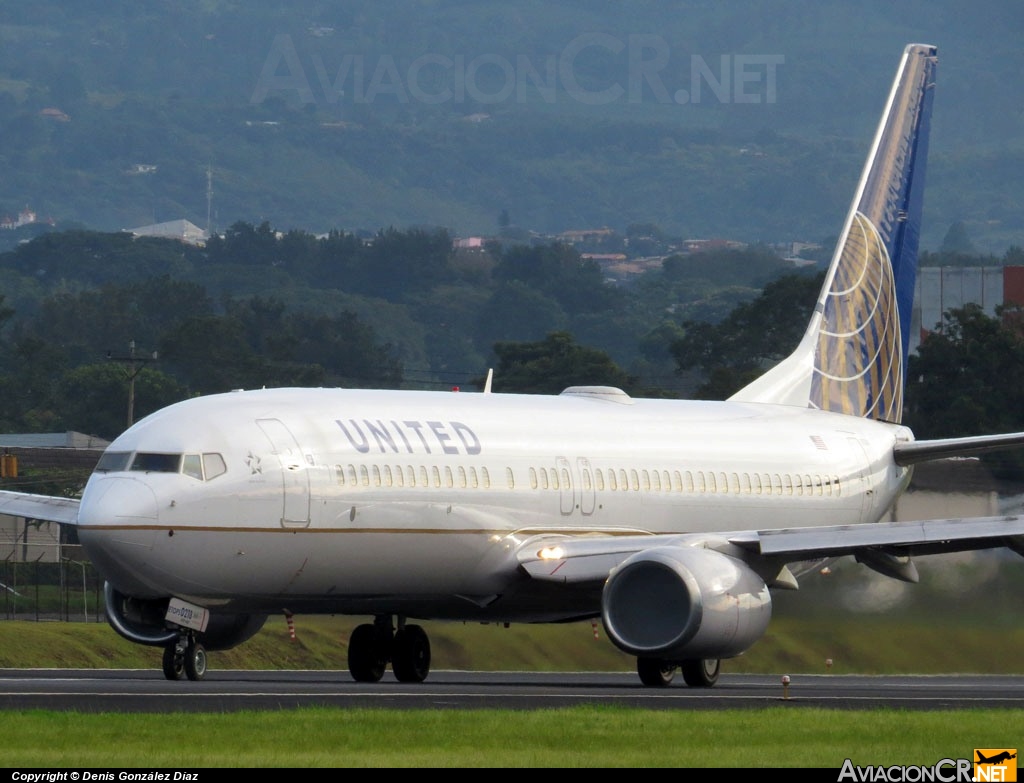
[78,476,160,529]
[77,477,162,594]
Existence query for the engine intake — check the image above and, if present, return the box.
[103,582,267,650]
[601,546,771,660]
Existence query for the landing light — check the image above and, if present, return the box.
[538,545,565,560]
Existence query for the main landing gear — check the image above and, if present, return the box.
[347,615,432,683]
[162,633,208,682]
[637,657,720,688]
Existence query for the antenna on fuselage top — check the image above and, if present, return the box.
[483,368,493,394]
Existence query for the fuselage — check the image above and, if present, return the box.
[76,386,914,621]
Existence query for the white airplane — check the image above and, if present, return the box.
[3,43,1024,687]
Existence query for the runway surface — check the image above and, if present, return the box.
[2,669,1023,712]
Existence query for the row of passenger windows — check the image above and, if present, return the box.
[334,463,842,498]
[335,463,496,490]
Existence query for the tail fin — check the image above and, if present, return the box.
[730,44,937,423]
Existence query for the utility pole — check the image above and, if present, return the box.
[107,340,158,428]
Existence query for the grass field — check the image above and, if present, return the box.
[3,559,1023,769]
[2,706,1020,768]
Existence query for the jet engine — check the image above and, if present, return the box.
[600,546,771,660]
[103,583,267,651]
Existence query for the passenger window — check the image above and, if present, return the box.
[530,467,538,490]
[372,465,381,487]
[482,467,491,489]
[505,467,515,489]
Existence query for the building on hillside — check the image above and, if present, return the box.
[911,265,1024,353]
[125,219,208,247]
[680,238,747,254]
[1,207,38,230]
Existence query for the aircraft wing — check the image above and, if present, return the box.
[0,490,80,526]
[517,515,1024,586]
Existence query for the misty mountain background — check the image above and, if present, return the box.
[1,1,1021,252]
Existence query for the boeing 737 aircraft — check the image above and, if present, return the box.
[3,44,1024,687]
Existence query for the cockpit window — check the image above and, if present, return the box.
[182,454,203,480]
[130,453,182,473]
[94,451,132,472]
[203,453,227,480]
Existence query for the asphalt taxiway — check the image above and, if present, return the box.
[1,669,1022,712]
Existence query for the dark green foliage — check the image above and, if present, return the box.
[904,304,1024,476]
[57,363,188,440]
[670,271,824,398]
[484,331,639,395]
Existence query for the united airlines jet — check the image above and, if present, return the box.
[3,44,1023,687]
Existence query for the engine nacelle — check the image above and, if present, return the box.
[601,546,771,661]
[103,583,268,651]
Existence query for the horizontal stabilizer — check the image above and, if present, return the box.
[893,431,1024,466]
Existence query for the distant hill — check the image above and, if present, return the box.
[0,1,1021,252]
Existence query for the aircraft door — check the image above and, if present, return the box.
[556,456,575,515]
[257,418,311,528]
[846,437,873,524]
[576,457,596,515]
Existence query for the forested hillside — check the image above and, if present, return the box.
[2,225,1023,472]
[0,1,1021,251]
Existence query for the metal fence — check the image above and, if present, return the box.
[1,516,107,622]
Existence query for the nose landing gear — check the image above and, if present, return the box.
[162,634,207,681]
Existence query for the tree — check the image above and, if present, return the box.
[56,363,187,440]
[904,303,1024,477]
[481,331,638,394]
[670,272,824,398]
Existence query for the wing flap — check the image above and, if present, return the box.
[730,516,1024,559]
[516,515,1024,588]
[0,490,80,525]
